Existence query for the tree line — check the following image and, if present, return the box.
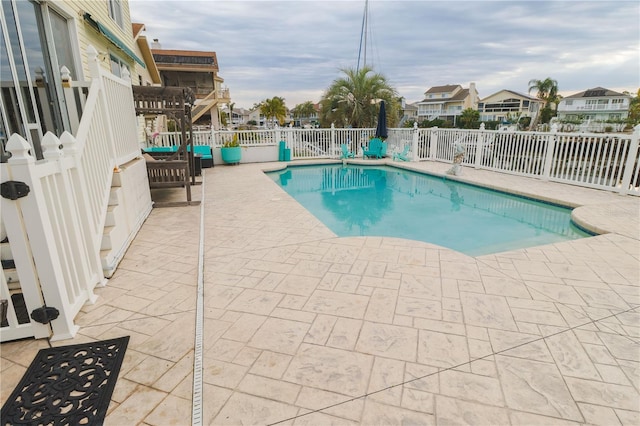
[231,70,639,131]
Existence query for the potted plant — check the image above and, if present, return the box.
[221,133,242,164]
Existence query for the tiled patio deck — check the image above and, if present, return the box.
[2,160,639,425]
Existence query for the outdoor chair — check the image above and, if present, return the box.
[362,138,387,159]
[340,144,355,159]
[393,144,410,161]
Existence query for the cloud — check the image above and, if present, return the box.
[130,0,640,108]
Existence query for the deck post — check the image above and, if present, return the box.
[619,125,640,195]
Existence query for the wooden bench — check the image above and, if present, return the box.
[143,153,192,205]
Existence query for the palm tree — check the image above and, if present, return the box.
[320,66,398,128]
[528,77,559,128]
[292,101,316,126]
[260,97,287,127]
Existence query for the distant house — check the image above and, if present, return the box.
[400,101,419,125]
[416,83,479,124]
[151,42,231,128]
[557,87,631,122]
[478,90,542,124]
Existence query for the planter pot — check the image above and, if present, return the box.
[221,146,242,164]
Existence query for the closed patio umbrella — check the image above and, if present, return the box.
[374,100,388,140]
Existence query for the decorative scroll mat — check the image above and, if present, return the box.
[1,336,129,425]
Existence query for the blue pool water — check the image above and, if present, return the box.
[268,165,591,256]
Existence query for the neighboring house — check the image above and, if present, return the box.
[151,42,231,128]
[416,83,479,124]
[1,0,144,157]
[132,23,161,87]
[478,90,542,124]
[248,108,266,127]
[400,100,419,126]
[557,87,631,122]
[220,107,251,128]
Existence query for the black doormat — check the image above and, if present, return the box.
[1,336,129,426]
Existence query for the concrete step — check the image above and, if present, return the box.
[108,186,122,206]
[104,205,118,227]
[101,226,115,251]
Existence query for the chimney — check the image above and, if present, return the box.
[151,38,161,49]
[469,82,478,107]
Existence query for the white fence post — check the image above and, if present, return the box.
[411,122,419,161]
[619,125,640,195]
[541,124,559,181]
[475,123,485,169]
[4,134,79,339]
[429,127,438,160]
[331,123,337,158]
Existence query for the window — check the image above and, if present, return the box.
[110,53,129,78]
[108,0,123,27]
[565,100,573,105]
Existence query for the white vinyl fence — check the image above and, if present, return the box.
[150,123,640,197]
[1,46,143,342]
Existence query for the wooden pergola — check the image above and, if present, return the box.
[132,86,198,185]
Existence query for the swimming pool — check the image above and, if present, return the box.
[268,165,591,256]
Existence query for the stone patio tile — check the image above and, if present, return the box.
[292,410,359,425]
[249,351,293,379]
[295,386,364,422]
[283,344,374,397]
[439,369,504,406]
[598,332,640,361]
[220,313,267,343]
[303,290,369,319]
[511,307,568,327]
[545,331,601,380]
[125,354,174,386]
[578,402,623,426]
[361,399,435,425]
[399,274,442,300]
[565,377,640,411]
[418,330,469,368]
[248,317,310,355]
[355,322,418,362]
[547,263,601,281]
[367,356,404,405]
[237,374,301,404]
[225,288,284,315]
[364,288,397,323]
[509,411,583,425]
[212,392,299,425]
[303,314,337,345]
[327,318,362,350]
[396,296,441,320]
[460,292,518,331]
[435,395,510,425]
[575,287,631,310]
[615,409,640,426]
[482,275,531,298]
[202,358,248,389]
[144,394,191,426]
[106,385,167,425]
[495,355,583,421]
[401,388,434,414]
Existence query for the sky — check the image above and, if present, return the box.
[129,0,640,110]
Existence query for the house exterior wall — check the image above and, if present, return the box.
[71,0,140,83]
[478,90,542,122]
[557,96,630,121]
